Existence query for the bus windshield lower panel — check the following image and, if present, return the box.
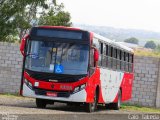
[25,40,89,75]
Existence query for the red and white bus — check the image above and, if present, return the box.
[20,26,134,112]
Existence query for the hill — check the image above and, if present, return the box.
[74,24,160,46]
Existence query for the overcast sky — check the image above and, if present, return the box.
[58,0,160,32]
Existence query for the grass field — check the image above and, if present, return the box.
[121,104,160,113]
[134,49,160,57]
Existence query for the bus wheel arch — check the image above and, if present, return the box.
[112,89,122,110]
[105,88,122,110]
[96,85,100,102]
[85,85,99,112]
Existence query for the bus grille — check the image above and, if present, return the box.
[25,69,86,83]
[34,88,70,97]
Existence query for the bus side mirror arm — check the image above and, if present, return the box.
[20,35,29,56]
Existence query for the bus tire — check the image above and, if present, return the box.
[110,89,121,110]
[66,103,75,106]
[85,90,98,112]
[36,98,47,108]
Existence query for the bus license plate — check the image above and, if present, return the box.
[46,92,57,97]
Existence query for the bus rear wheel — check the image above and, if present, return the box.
[85,90,98,112]
[36,98,47,108]
[107,89,121,110]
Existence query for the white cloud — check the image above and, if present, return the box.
[59,0,160,32]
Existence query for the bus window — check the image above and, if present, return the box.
[111,47,113,57]
[106,44,109,67]
[121,51,124,71]
[124,52,127,71]
[93,37,99,49]
[126,53,129,62]
[113,48,117,70]
[108,45,111,57]
[102,44,106,67]
[106,44,109,56]
[90,48,94,67]
[99,42,103,66]
[129,54,133,72]
[89,48,95,75]
[114,48,117,58]
[131,54,134,72]
[108,46,112,68]
[117,49,120,70]
[110,46,113,68]
[100,42,103,54]
[125,53,129,72]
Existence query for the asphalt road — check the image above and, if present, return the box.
[0,95,154,120]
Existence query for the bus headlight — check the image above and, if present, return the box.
[80,84,86,89]
[74,86,80,92]
[73,84,86,93]
[28,82,33,88]
[24,79,33,89]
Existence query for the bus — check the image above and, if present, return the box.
[20,26,134,112]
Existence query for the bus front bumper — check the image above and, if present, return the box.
[22,84,87,103]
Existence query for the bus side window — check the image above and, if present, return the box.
[119,50,122,70]
[124,52,126,71]
[102,44,106,67]
[117,49,120,70]
[113,48,117,70]
[93,37,100,49]
[90,48,94,67]
[93,37,100,66]
[89,48,95,76]
[106,44,109,67]
[129,54,133,72]
[100,42,103,54]
[125,53,129,72]
[121,51,124,71]
[110,46,113,69]
[131,54,134,72]
[99,42,103,66]
[108,46,111,68]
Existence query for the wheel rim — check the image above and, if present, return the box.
[90,92,97,111]
[118,92,121,108]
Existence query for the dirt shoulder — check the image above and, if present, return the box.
[0,94,159,115]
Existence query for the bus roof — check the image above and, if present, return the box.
[36,26,133,53]
[38,26,82,31]
[93,32,134,54]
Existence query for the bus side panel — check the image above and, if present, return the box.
[100,68,124,103]
[85,68,104,103]
[121,73,134,101]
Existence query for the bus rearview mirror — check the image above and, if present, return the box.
[94,48,99,62]
[20,35,29,56]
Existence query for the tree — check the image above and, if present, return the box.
[155,44,160,52]
[124,37,139,44]
[144,41,156,49]
[38,4,72,27]
[0,0,56,42]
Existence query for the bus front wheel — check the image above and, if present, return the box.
[36,98,47,108]
[85,90,98,112]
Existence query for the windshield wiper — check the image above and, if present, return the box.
[25,53,39,58]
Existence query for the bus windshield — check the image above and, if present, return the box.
[25,40,89,75]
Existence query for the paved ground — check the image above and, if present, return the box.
[0,95,157,120]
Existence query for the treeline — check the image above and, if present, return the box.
[0,0,72,42]
[124,37,160,51]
